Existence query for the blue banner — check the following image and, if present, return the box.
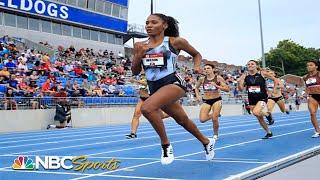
[0,0,128,33]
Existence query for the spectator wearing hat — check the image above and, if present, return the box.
[5,57,16,71]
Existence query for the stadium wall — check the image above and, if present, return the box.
[0,104,308,133]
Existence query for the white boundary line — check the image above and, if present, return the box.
[0,115,296,149]
[0,115,260,144]
[225,145,320,180]
[5,118,309,156]
[0,116,261,145]
[82,120,311,157]
[0,128,312,180]
[0,115,256,140]
[70,128,313,180]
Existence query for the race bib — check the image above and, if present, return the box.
[248,86,261,93]
[306,78,317,85]
[266,80,274,89]
[204,83,217,91]
[142,53,165,67]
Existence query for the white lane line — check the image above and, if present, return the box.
[0,154,263,162]
[0,116,281,149]
[225,145,320,180]
[82,120,311,157]
[5,118,308,156]
[0,116,260,145]
[0,115,255,140]
[71,128,312,180]
[0,115,258,144]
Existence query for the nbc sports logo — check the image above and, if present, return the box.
[12,156,35,170]
[12,155,120,171]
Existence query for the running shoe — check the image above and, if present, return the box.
[204,138,215,161]
[161,144,174,165]
[262,132,273,139]
[265,113,274,125]
[125,133,137,139]
[213,135,219,140]
[311,132,320,138]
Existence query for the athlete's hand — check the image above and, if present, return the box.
[239,73,246,80]
[193,66,202,74]
[196,96,202,103]
[134,43,150,60]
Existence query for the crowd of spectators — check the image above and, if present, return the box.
[0,37,134,109]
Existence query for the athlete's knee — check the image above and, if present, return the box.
[199,115,207,123]
[252,110,261,117]
[310,111,317,117]
[140,104,156,117]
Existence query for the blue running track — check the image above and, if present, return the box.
[0,111,319,180]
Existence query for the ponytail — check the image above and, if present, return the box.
[152,13,179,37]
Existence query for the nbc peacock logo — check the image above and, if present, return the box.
[12,156,35,170]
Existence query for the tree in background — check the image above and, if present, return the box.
[264,40,320,76]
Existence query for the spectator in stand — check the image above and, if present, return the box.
[17,60,28,73]
[42,79,53,95]
[94,66,104,77]
[7,74,19,92]
[0,67,10,80]
[82,79,92,96]
[29,71,39,82]
[64,62,74,75]
[103,49,108,57]
[118,87,125,96]
[0,76,7,84]
[4,88,17,110]
[117,75,126,85]
[18,77,29,94]
[73,64,83,77]
[0,43,10,60]
[92,82,103,97]
[109,51,114,59]
[18,53,27,63]
[5,57,16,71]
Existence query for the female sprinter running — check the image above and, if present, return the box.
[266,69,289,122]
[303,60,320,138]
[195,64,230,140]
[238,60,275,139]
[131,13,215,165]
[125,73,169,139]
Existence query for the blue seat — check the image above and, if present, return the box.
[27,63,34,69]
[0,85,6,93]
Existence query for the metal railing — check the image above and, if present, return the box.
[127,24,146,34]
[0,96,139,110]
